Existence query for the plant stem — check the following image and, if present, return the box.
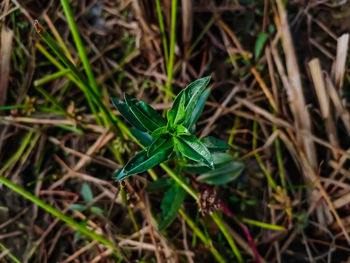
[211,212,243,263]
[179,209,226,263]
[165,0,177,101]
[252,120,278,191]
[158,163,242,261]
[159,163,198,200]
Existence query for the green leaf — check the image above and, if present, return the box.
[113,167,125,181]
[69,204,86,212]
[201,136,230,152]
[174,134,213,168]
[146,177,173,192]
[158,182,187,230]
[111,98,146,131]
[151,126,168,139]
[180,153,234,174]
[130,128,154,147]
[197,161,244,185]
[187,88,210,133]
[81,183,93,203]
[167,90,186,126]
[113,150,170,181]
[255,33,268,60]
[183,76,211,126]
[90,206,103,215]
[124,93,166,132]
[147,135,174,157]
[175,125,190,136]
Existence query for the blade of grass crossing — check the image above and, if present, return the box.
[0,176,120,254]
[0,243,21,263]
[35,42,102,126]
[35,25,119,131]
[60,0,99,94]
[43,13,74,63]
[35,86,70,117]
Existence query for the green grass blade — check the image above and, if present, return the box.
[0,105,27,111]
[0,243,21,263]
[211,212,243,263]
[0,176,118,251]
[33,68,71,87]
[179,209,226,263]
[241,217,286,231]
[34,21,88,86]
[34,25,119,130]
[155,0,169,65]
[35,43,102,126]
[35,86,69,117]
[0,131,33,175]
[60,0,99,94]
[165,0,178,101]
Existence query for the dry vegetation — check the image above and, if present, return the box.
[1,0,350,262]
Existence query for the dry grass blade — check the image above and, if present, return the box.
[333,193,350,209]
[325,74,350,135]
[332,34,349,90]
[308,58,339,158]
[0,26,13,106]
[275,0,317,170]
[181,0,192,46]
[299,150,350,245]
[201,85,240,137]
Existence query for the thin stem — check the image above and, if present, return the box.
[155,0,169,65]
[160,163,198,200]
[165,0,177,101]
[179,209,226,263]
[253,120,278,191]
[211,212,243,263]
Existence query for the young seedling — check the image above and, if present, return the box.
[112,76,244,229]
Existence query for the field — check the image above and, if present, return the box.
[1,0,350,262]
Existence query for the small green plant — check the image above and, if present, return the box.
[69,183,103,242]
[112,76,243,182]
[69,183,103,215]
[112,76,244,229]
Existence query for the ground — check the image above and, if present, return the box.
[1,0,350,262]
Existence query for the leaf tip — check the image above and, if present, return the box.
[113,168,126,181]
